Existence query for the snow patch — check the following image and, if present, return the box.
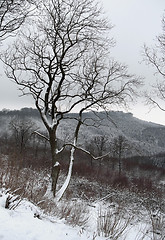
[54,161,60,167]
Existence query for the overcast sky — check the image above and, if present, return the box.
[100,0,165,125]
[0,0,165,125]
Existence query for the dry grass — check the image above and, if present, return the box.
[54,200,89,227]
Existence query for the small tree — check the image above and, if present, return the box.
[1,0,141,200]
[9,117,37,154]
[111,135,129,175]
[86,135,108,167]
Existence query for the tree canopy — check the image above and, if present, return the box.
[1,0,142,199]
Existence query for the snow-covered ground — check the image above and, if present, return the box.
[0,188,162,240]
[0,189,105,240]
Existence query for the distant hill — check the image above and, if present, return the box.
[0,108,165,156]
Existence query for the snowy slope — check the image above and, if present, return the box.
[0,189,105,240]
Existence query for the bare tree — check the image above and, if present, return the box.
[9,117,37,153]
[143,16,165,111]
[111,135,129,175]
[86,135,108,167]
[0,0,33,40]
[1,0,141,199]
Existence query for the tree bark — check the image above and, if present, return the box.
[51,162,60,197]
[49,130,60,197]
[55,145,75,201]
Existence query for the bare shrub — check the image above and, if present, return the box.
[146,207,165,240]
[113,174,129,188]
[37,196,89,227]
[0,155,49,205]
[97,204,132,240]
[53,200,89,227]
[73,162,97,180]
[0,156,89,228]
[150,214,165,239]
[131,177,161,197]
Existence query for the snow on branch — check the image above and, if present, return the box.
[57,143,111,160]
[33,131,49,141]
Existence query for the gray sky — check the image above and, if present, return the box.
[101,0,165,125]
[0,0,165,125]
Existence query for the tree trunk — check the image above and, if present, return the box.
[49,130,60,197]
[55,145,75,201]
[51,162,60,197]
[119,157,121,176]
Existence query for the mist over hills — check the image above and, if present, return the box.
[0,108,165,157]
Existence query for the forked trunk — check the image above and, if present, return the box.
[49,119,80,200]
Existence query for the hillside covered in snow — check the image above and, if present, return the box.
[0,108,165,156]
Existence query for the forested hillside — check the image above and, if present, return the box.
[0,108,165,157]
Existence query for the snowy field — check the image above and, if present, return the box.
[0,188,163,240]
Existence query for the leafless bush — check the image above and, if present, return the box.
[147,209,165,240]
[113,174,129,188]
[0,156,49,205]
[97,204,132,240]
[48,200,89,227]
[0,156,89,228]
[3,188,22,210]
